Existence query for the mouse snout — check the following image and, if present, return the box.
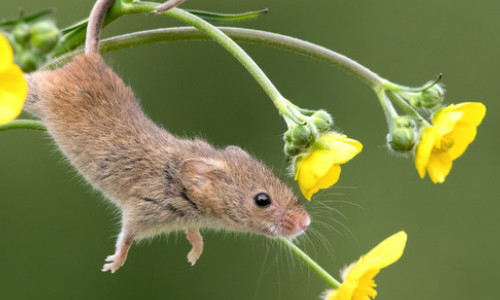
[297,214,311,231]
[279,211,311,237]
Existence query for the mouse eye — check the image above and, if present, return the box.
[254,193,271,208]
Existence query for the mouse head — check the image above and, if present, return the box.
[180,146,310,238]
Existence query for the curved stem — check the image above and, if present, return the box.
[123,3,305,124]
[279,238,341,289]
[375,88,398,132]
[385,90,430,126]
[0,119,46,132]
[47,26,385,91]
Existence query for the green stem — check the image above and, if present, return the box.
[47,26,386,92]
[0,119,46,132]
[385,90,430,126]
[375,88,398,132]
[279,238,341,289]
[120,2,305,124]
[152,10,385,89]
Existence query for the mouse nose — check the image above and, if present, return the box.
[297,215,311,231]
[278,211,311,237]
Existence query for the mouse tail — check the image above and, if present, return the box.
[85,0,115,54]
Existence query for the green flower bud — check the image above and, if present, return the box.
[408,95,420,108]
[14,50,39,72]
[13,23,31,47]
[393,116,416,129]
[421,85,444,109]
[387,127,415,153]
[283,129,293,142]
[311,110,333,133]
[285,142,302,156]
[291,125,312,145]
[30,20,60,54]
[291,123,317,148]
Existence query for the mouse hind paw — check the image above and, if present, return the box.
[102,253,127,273]
[102,229,135,273]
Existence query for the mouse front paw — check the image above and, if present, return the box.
[186,228,204,266]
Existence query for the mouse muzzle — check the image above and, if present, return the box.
[272,209,311,237]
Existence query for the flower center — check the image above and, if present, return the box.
[352,277,377,300]
[434,133,454,153]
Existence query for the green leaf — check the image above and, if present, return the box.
[185,8,268,23]
[0,8,56,28]
[61,19,88,35]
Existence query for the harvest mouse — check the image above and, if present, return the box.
[22,0,310,273]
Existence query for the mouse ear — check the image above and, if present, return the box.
[180,159,223,190]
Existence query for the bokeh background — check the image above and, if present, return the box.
[1,0,499,299]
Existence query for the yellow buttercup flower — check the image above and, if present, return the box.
[324,231,407,300]
[295,133,362,200]
[0,33,27,124]
[415,102,486,183]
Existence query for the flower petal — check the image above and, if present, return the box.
[356,231,407,271]
[450,102,486,127]
[447,123,477,160]
[320,132,345,143]
[330,138,363,165]
[300,150,335,182]
[415,127,435,178]
[299,182,316,201]
[433,110,463,136]
[330,232,407,300]
[426,152,453,183]
[0,34,14,72]
[316,164,341,189]
[296,151,335,200]
[295,132,362,200]
[0,64,28,124]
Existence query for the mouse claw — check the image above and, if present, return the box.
[186,228,203,266]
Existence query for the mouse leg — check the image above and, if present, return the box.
[186,228,203,265]
[102,226,135,273]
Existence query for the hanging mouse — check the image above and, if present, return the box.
[23,0,310,273]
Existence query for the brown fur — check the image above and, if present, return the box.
[23,54,310,272]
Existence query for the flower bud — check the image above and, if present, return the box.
[393,116,416,129]
[283,129,293,142]
[421,85,444,109]
[311,110,333,133]
[387,127,415,152]
[14,50,39,72]
[30,20,60,53]
[13,23,31,47]
[285,142,302,156]
[291,124,312,145]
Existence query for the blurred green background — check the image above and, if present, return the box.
[1,0,499,299]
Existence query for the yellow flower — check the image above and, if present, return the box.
[324,231,407,300]
[295,133,362,200]
[415,102,486,183]
[0,33,27,124]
